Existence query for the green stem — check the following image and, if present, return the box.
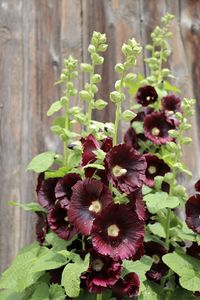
[113,102,121,146]
[63,98,69,166]
[165,208,171,250]
[96,294,102,300]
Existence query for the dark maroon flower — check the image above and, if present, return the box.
[195,180,200,192]
[186,243,200,260]
[48,199,77,240]
[101,137,113,153]
[186,194,200,234]
[91,204,144,260]
[144,241,168,282]
[81,134,100,177]
[36,174,57,209]
[161,181,170,194]
[144,112,175,145]
[124,127,139,149]
[105,144,147,194]
[112,272,140,300]
[55,173,81,204]
[162,95,181,115]
[130,189,146,221]
[144,154,170,187]
[136,85,158,107]
[82,249,122,293]
[49,266,64,284]
[68,179,113,235]
[35,212,48,244]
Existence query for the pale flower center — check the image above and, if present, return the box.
[152,254,160,264]
[146,96,151,101]
[151,127,160,136]
[92,259,104,272]
[88,200,102,213]
[107,224,120,237]
[148,165,157,174]
[112,165,127,178]
[165,110,174,116]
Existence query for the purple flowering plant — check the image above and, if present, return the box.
[1,13,200,300]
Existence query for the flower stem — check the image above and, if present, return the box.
[113,102,121,146]
[165,208,171,250]
[63,99,69,166]
[96,294,103,300]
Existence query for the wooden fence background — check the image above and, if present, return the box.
[1,0,200,273]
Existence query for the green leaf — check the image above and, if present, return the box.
[30,283,49,300]
[61,254,90,298]
[93,149,106,160]
[148,223,166,238]
[137,281,163,300]
[26,151,55,173]
[49,284,66,300]
[83,163,105,170]
[45,232,75,251]
[0,290,24,300]
[170,287,197,300]
[132,121,144,134]
[0,242,43,292]
[8,201,47,213]
[162,251,200,292]
[142,185,152,196]
[47,101,63,116]
[164,81,181,93]
[45,167,69,179]
[121,110,136,121]
[143,192,180,214]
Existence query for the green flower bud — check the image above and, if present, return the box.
[181,137,192,145]
[88,44,96,53]
[79,90,92,101]
[115,63,125,73]
[91,74,101,84]
[81,63,93,73]
[97,44,108,52]
[121,110,136,121]
[95,99,108,110]
[110,91,124,103]
[161,68,170,76]
[164,172,175,184]
[125,73,136,83]
[91,53,104,65]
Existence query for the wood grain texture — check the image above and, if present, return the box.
[0,0,200,273]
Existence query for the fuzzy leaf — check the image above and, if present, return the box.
[47,101,63,116]
[30,283,49,300]
[26,151,55,173]
[61,254,90,298]
[45,167,69,179]
[49,284,66,300]
[0,243,43,292]
[163,251,200,292]
[148,223,166,238]
[143,192,179,214]
[137,281,163,299]
[164,81,181,93]
[8,201,47,213]
[170,287,197,300]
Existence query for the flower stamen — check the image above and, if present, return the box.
[151,127,160,136]
[91,258,104,272]
[89,200,102,213]
[107,224,120,237]
[148,166,157,174]
[112,165,127,178]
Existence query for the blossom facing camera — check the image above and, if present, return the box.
[68,179,113,235]
[82,249,122,293]
[105,144,147,194]
[112,272,140,300]
[144,154,170,187]
[144,112,175,144]
[186,194,200,234]
[91,204,144,260]
[136,85,158,107]
[162,95,181,115]
[48,199,77,240]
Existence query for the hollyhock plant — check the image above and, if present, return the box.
[1,14,200,300]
